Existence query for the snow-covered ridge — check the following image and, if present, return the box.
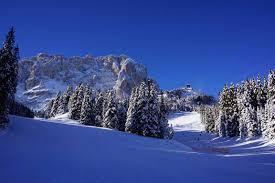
[16,53,147,110]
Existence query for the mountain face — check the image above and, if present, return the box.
[16,53,147,110]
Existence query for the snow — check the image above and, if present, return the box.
[0,113,275,183]
[169,112,275,156]
[169,112,204,131]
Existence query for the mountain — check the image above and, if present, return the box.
[164,85,200,98]
[16,53,147,110]
[163,85,216,112]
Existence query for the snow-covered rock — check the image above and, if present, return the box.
[16,53,147,110]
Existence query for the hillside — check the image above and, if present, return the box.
[0,113,274,183]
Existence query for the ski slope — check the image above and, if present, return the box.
[169,112,275,156]
[0,114,275,183]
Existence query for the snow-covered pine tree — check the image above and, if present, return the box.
[57,86,73,114]
[246,79,261,137]
[101,91,110,121]
[159,91,173,139]
[266,70,275,139]
[205,106,218,133]
[135,81,149,136]
[69,84,85,120]
[94,91,105,127]
[142,79,162,138]
[116,99,128,131]
[237,82,249,138]
[49,91,62,117]
[125,87,139,134]
[238,79,260,137]
[238,80,256,138]
[43,99,54,118]
[226,84,240,137]
[217,84,239,137]
[80,87,95,125]
[0,27,19,126]
[217,86,229,137]
[102,90,119,129]
[259,77,269,137]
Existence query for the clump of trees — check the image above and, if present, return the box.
[43,79,174,139]
[9,101,34,118]
[200,71,275,140]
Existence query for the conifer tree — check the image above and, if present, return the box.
[125,87,139,134]
[266,70,275,139]
[142,79,161,138]
[258,77,268,137]
[57,86,73,114]
[159,92,174,139]
[68,84,85,120]
[0,27,19,126]
[43,99,54,118]
[226,84,240,137]
[80,87,95,125]
[102,91,119,129]
[94,91,105,127]
[117,99,128,131]
[217,86,229,137]
[49,92,62,117]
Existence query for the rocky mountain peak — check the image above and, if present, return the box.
[16,53,147,110]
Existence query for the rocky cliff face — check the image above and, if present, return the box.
[16,53,147,110]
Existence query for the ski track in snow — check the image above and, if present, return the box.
[0,114,274,182]
[169,112,275,156]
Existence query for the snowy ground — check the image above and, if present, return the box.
[0,113,275,183]
[169,112,275,156]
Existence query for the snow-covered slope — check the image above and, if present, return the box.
[16,53,147,110]
[169,112,275,155]
[0,115,275,183]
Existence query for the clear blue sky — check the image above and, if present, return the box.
[1,0,274,96]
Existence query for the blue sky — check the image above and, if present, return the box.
[0,0,274,95]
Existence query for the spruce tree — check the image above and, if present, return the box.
[57,86,73,114]
[69,85,85,120]
[217,86,229,137]
[142,79,161,138]
[260,77,269,137]
[94,91,105,127]
[43,99,54,118]
[159,92,173,139]
[49,92,62,117]
[125,87,139,134]
[80,87,95,125]
[117,99,128,131]
[266,70,275,139]
[226,84,240,137]
[102,91,119,129]
[0,27,19,126]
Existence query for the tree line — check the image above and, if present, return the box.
[200,71,275,139]
[43,79,174,139]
